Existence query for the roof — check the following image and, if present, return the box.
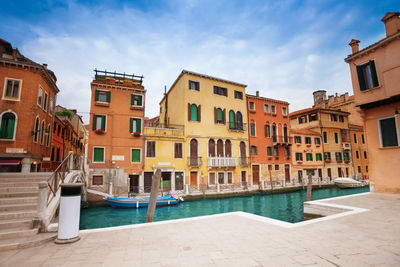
[290,129,321,136]
[289,107,316,117]
[246,94,289,105]
[349,123,364,131]
[289,107,350,118]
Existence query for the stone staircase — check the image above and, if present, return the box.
[0,173,57,251]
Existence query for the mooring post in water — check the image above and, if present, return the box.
[146,169,161,223]
[306,169,315,202]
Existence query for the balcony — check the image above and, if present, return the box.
[144,123,184,138]
[239,157,250,167]
[342,143,351,150]
[188,157,202,167]
[272,135,292,145]
[228,122,247,132]
[208,157,237,168]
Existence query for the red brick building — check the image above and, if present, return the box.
[0,39,59,172]
[49,115,65,170]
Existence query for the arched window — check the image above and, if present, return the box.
[240,141,246,158]
[190,104,198,121]
[250,122,256,136]
[46,124,51,147]
[208,139,215,157]
[0,112,16,140]
[217,139,224,157]
[264,123,270,137]
[236,111,243,130]
[40,121,45,145]
[272,123,277,142]
[225,140,232,157]
[190,139,198,166]
[229,110,235,129]
[34,117,39,143]
[283,124,288,142]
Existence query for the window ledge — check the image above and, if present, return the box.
[360,85,382,93]
[130,105,144,110]
[379,146,400,150]
[249,109,256,113]
[2,97,20,102]
[95,101,110,107]
[272,113,277,117]
[0,139,15,142]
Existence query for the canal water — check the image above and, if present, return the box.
[80,186,369,230]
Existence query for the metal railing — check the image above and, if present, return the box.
[208,157,236,168]
[272,135,292,145]
[188,157,202,167]
[228,122,247,131]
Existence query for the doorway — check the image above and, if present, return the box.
[327,168,332,181]
[129,175,139,193]
[143,172,153,193]
[338,167,342,177]
[298,170,303,183]
[252,165,260,185]
[190,171,198,186]
[161,172,171,191]
[284,164,290,182]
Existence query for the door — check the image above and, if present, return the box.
[298,170,303,183]
[327,168,332,181]
[345,167,349,177]
[190,171,197,186]
[241,171,247,186]
[338,167,342,177]
[175,172,184,191]
[190,139,198,166]
[284,164,290,182]
[240,141,246,165]
[143,172,153,193]
[161,172,171,191]
[129,175,139,193]
[217,140,224,157]
[318,169,322,180]
[252,165,260,185]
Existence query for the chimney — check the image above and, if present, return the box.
[382,12,400,37]
[256,91,259,97]
[43,63,48,69]
[344,92,349,101]
[349,39,360,54]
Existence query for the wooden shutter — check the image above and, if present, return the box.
[95,90,99,101]
[222,109,226,124]
[209,139,215,157]
[217,140,223,157]
[356,65,366,91]
[106,91,111,102]
[132,149,140,162]
[130,118,133,133]
[92,115,97,130]
[225,140,231,157]
[214,107,217,123]
[369,60,379,87]
[136,119,142,132]
[198,105,201,122]
[188,103,191,121]
[101,116,106,130]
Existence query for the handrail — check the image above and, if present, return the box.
[46,153,73,198]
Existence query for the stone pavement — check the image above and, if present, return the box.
[0,193,399,266]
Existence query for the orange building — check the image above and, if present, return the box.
[246,92,291,186]
[0,39,59,172]
[49,115,65,170]
[88,70,145,195]
[345,12,400,193]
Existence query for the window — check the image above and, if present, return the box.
[49,97,54,114]
[56,147,60,162]
[236,112,243,130]
[95,90,110,103]
[344,151,350,161]
[189,80,199,91]
[248,102,255,111]
[356,60,379,91]
[324,152,331,161]
[174,143,183,158]
[43,92,48,111]
[358,166,361,173]
[294,136,301,144]
[250,123,256,136]
[33,117,39,143]
[364,151,367,159]
[218,172,225,184]
[229,110,236,129]
[339,115,344,122]
[335,152,343,161]
[227,172,233,184]
[209,172,216,185]
[314,137,321,145]
[284,147,290,157]
[305,137,312,144]
[250,145,258,155]
[37,86,43,106]
[130,118,142,134]
[46,124,51,147]
[361,134,365,144]
[234,90,243,99]
[266,146,273,156]
[264,124,270,137]
[273,146,279,157]
[0,112,16,139]
[92,115,106,131]
[334,132,339,144]
[323,132,328,143]
[215,108,224,124]
[188,103,200,122]
[93,147,105,163]
[316,153,322,161]
[274,164,279,170]
[3,78,21,100]
[92,175,103,186]
[309,113,318,121]
[298,116,307,124]
[353,133,358,144]
[51,146,55,161]
[264,104,269,113]
[213,86,227,96]
[271,105,276,114]
[356,151,360,159]
[131,148,141,163]
[306,153,313,161]
[131,94,143,106]
[282,107,287,116]
[379,117,398,147]
[330,114,338,122]
[146,141,156,158]
[295,153,303,161]
[40,121,45,145]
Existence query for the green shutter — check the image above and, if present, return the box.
[130,118,133,133]
[95,90,99,101]
[106,91,111,102]
[138,95,142,106]
[191,104,197,121]
[93,148,104,162]
[132,149,140,162]
[131,94,134,105]
[229,110,235,129]
[6,118,15,139]
[92,115,97,130]
[217,109,222,121]
[0,118,6,138]
[136,119,141,132]
[101,116,106,130]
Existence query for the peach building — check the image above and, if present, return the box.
[345,12,400,193]
[88,70,145,195]
[246,92,291,185]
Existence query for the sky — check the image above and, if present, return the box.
[0,0,398,123]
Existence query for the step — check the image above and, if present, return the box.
[0,219,33,230]
[0,181,43,187]
[0,187,38,193]
[0,172,52,179]
[0,232,57,251]
[0,192,38,198]
[0,210,37,220]
[0,177,48,183]
[0,203,37,212]
[0,228,38,240]
[0,197,38,205]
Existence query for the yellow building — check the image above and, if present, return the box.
[155,70,250,192]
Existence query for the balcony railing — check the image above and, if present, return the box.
[144,121,184,129]
[208,157,237,168]
[228,122,247,132]
[188,157,202,167]
[272,135,292,145]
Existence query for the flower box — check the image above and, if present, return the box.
[131,132,141,137]
[94,129,105,135]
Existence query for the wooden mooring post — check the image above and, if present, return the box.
[146,169,161,223]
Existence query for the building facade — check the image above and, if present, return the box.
[0,39,59,172]
[157,70,250,191]
[345,12,400,193]
[246,92,292,186]
[88,70,145,195]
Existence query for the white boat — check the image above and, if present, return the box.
[333,177,363,188]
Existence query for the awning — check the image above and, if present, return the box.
[0,159,21,165]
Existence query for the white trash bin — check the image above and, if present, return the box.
[55,183,83,244]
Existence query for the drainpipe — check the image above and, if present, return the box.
[108,114,114,195]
